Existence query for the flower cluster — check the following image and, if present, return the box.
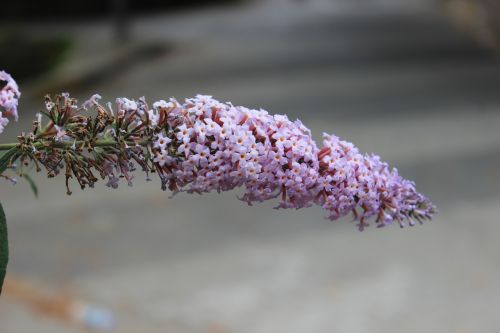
[153,95,321,210]
[316,135,434,230]
[6,93,435,230]
[0,71,21,133]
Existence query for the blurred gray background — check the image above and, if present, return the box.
[1,0,500,332]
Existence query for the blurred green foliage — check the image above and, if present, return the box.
[0,30,72,81]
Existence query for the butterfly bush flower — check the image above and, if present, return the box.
[5,93,435,230]
[0,70,21,133]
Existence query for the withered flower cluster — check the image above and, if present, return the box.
[14,94,152,194]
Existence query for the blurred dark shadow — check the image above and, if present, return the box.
[2,0,246,19]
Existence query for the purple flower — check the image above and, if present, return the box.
[153,133,171,150]
[0,70,21,132]
[0,113,8,133]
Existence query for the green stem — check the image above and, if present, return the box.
[0,143,17,150]
[0,139,150,151]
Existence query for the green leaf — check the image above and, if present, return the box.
[21,173,38,198]
[0,203,8,294]
[0,147,18,174]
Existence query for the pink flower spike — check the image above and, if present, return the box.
[11,92,435,231]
